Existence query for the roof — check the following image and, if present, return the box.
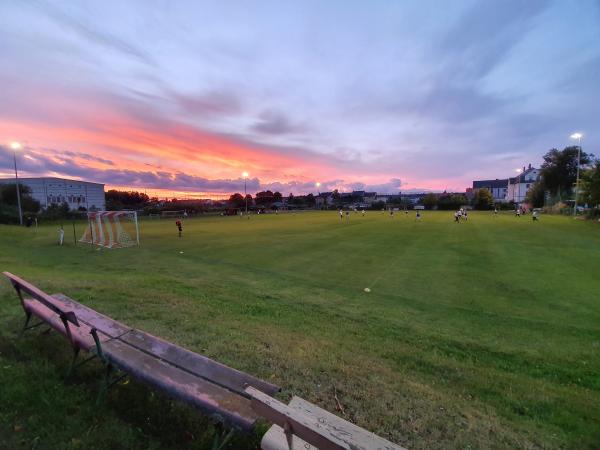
[472,179,508,189]
[0,177,104,187]
[509,167,539,183]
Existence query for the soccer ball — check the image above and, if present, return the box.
[364,287,371,293]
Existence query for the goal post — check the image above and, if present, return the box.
[80,211,140,248]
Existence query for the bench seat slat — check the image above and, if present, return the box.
[101,339,259,431]
[247,387,404,450]
[120,329,280,397]
[50,293,132,338]
[23,299,112,351]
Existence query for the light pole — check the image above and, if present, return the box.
[315,182,321,209]
[242,171,249,215]
[10,141,23,225]
[570,132,583,217]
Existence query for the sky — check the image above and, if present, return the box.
[0,0,599,197]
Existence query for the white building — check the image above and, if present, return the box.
[0,177,105,211]
[507,165,540,204]
[472,179,508,202]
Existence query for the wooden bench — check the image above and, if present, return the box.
[246,387,405,450]
[3,272,280,447]
[4,272,403,450]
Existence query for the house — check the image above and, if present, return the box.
[472,179,508,203]
[507,164,540,204]
[315,192,334,207]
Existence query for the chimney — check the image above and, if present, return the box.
[528,163,532,169]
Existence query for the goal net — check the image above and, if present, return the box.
[80,211,139,248]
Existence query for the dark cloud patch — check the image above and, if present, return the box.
[167,89,243,117]
[51,149,115,166]
[251,110,303,135]
[364,178,402,194]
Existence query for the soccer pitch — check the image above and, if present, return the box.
[1,211,599,449]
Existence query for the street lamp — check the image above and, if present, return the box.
[315,182,321,193]
[514,168,522,205]
[242,171,249,215]
[570,132,583,217]
[10,141,23,225]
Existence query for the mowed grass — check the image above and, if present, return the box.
[1,211,599,449]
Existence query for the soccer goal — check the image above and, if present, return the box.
[80,211,140,248]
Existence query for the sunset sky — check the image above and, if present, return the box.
[0,0,598,197]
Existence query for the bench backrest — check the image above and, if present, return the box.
[3,272,79,327]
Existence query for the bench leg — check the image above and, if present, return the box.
[95,363,129,406]
[18,312,32,337]
[66,348,81,378]
[96,363,113,407]
[212,425,235,450]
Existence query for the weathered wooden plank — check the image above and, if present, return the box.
[51,293,131,338]
[3,272,79,326]
[23,299,111,351]
[119,329,280,397]
[261,423,317,450]
[102,339,260,431]
[246,387,404,450]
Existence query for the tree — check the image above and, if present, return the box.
[0,183,40,213]
[228,193,245,208]
[421,193,438,210]
[105,190,150,210]
[581,161,600,207]
[525,181,546,208]
[473,188,493,210]
[41,202,71,220]
[255,190,274,206]
[273,191,283,202]
[539,146,592,200]
[332,189,340,204]
[437,193,466,210]
[305,193,315,206]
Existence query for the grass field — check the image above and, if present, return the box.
[1,211,599,449]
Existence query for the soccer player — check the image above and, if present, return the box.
[339,209,344,220]
[532,211,539,221]
[58,226,64,245]
[362,209,365,217]
[416,211,421,220]
[346,211,350,220]
[494,207,498,216]
[454,211,460,223]
[463,210,468,221]
[516,209,521,217]
[176,220,183,237]
[390,209,394,218]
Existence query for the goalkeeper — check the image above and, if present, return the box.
[176,220,183,237]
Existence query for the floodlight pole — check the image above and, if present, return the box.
[573,135,582,217]
[13,148,23,226]
[244,177,248,215]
